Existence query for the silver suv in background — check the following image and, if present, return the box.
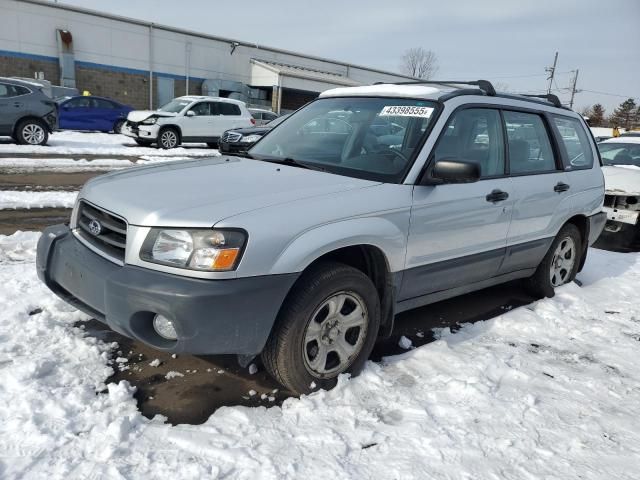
[122,96,254,148]
[249,108,279,126]
[37,80,605,395]
[0,77,58,145]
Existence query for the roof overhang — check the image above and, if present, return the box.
[250,59,360,93]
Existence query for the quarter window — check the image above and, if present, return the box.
[433,108,505,178]
[553,116,594,168]
[219,103,241,116]
[503,111,557,174]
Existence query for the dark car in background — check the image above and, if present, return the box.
[0,77,58,145]
[57,96,133,133]
[219,114,289,154]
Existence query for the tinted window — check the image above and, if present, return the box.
[189,102,211,116]
[66,97,92,108]
[433,108,505,178]
[504,111,556,174]
[93,98,115,109]
[0,83,30,98]
[250,111,262,120]
[553,116,594,168]
[219,103,241,116]
[264,113,278,122]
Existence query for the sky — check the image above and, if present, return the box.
[60,0,639,113]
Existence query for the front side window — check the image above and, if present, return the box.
[504,111,557,174]
[432,108,505,178]
[249,97,438,183]
[189,102,211,116]
[599,142,640,167]
[66,97,91,108]
[553,116,594,168]
[158,99,191,113]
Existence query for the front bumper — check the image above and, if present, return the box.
[122,122,159,140]
[219,141,255,154]
[36,225,298,355]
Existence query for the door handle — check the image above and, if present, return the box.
[554,182,570,193]
[486,189,509,203]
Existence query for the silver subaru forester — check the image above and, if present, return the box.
[37,80,606,395]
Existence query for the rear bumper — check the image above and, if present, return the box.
[587,211,607,246]
[37,225,298,355]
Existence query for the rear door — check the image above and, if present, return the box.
[499,109,571,273]
[402,107,514,301]
[0,82,21,134]
[91,98,117,131]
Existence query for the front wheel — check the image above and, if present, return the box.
[261,262,381,395]
[16,119,48,145]
[158,128,180,149]
[526,223,582,298]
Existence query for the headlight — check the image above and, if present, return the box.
[140,117,158,125]
[242,134,262,143]
[140,228,247,271]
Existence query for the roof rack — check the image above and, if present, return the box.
[375,79,496,96]
[520,93,564,109]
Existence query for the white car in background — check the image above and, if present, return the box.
[123,96,254,149]
[596,137,640,250]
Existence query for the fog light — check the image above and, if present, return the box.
[153,314,177,340]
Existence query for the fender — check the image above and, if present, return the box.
[269,215,408,275]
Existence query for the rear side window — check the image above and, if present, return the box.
[219,103,241,116]
[0,83,30,98]
[552,116,594,169]
[433,108,505,178]
[503,111,557,174]
[93,98,115,109]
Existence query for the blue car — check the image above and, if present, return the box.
[57,96,133,133]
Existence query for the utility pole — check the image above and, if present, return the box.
[569,69,580,109]
[545,52,558,95]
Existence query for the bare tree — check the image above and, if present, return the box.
[400,47,439,79]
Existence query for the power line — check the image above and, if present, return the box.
[581,89,638,99]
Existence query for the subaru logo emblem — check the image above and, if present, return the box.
[88,219,102,236]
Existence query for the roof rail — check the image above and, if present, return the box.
[520,93,565,109]
[375,79,496,96]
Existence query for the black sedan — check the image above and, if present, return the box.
[219,114,289,154]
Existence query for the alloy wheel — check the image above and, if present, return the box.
[550,236,576,287]
[22,123,45,145]
[303,291,368,377]
[160,130,178,148]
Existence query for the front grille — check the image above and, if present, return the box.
[222,131,242,143]
[76,201,127,263]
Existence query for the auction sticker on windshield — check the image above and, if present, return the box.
[379,106,434,117]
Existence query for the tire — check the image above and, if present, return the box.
[262,261,381,395]
[526,223,582,298]
[134,139,153,147]
[113,119,125,134]
[158,127,180,149]
[16,119,48,146]
[207,142,218,149]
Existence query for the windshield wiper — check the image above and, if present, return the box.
[260,157,326,172]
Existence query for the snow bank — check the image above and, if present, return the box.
[0,131,219,157]
[0,233,639,479]
[0,191,77,209]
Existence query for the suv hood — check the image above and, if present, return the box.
[80,157,380,227]
[602,165,640,196]
[127,110,178,123]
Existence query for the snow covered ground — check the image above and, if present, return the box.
[0,191,77,209]
[1,233,639,479]
[0,131,218,157]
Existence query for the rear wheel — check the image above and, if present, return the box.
[526,223,582,298]
[262,262,380,395]
[158,127,180,149]
[16,119,48,146]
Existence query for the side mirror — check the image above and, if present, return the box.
[422,158,480,185]
[186,110,195,117]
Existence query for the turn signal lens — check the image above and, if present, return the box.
[212,248,239,270]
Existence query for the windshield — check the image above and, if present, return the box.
[249,97,438,182]
[267,114,290,127]
[158,99,190,113]
[599,142,640,167]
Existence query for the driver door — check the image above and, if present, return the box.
[401,107,514,301]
